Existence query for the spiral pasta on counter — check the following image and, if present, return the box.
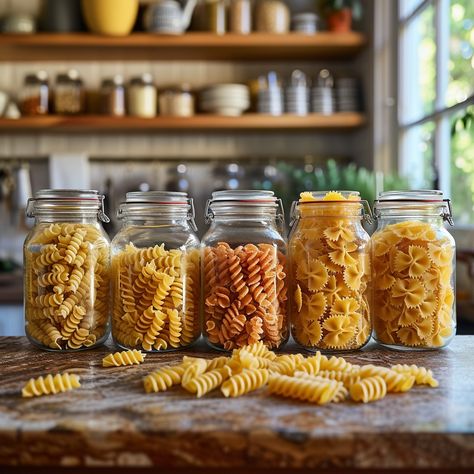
[203,242,288,350]
[25,223,110,350]
[112,243,200,351]
[22,373,81,397]
[371,221,455,348]
[290,192,371,351]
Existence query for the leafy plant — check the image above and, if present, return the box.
[318,0,363,20]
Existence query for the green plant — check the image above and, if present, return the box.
[319,0,363,20]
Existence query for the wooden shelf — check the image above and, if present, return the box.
[0,32,367,61]
[0,113,366,134]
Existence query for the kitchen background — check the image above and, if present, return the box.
[0,0,472,335]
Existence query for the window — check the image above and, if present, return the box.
[398,0,474,225]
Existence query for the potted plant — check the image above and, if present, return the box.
[319,0,362,33]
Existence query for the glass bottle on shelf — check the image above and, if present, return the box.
[371,190,456,350]
[202,190,289,351]
[111,191,200,351]
[127,73,157,118]
[289,191,372,352]
[20,71,49,116]
[54,70,85,115]
[100,75,126,117]
[24,189,111,351]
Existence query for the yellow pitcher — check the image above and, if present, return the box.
[82,0,139,36]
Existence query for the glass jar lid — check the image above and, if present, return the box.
[118,191,197,230]
[205,189,284,224]
[56,69,82,85]
[26,189,109,221]
[24,71,49,85]
[101,75,124,88]
[130,73,154,86]
[374,190,453,225]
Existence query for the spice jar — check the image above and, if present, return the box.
[289,191,372,352]
[207,0,226,34]
[229,0,251,34]
[159,85,195,117]
[54,70,85,115]
[127,73,157,118]
[202,190,289,351]
[20,71,49,116]
[111,191,200,351]
[256,0,290,33]
[24,189,111,351]
[371,190,456,350]
[100,75,126,116]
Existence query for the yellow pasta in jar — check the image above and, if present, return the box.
[289,191,371,351]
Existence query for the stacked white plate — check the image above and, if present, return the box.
[200,84,250,116]
[311,87,335,114]
[336,77,360,112]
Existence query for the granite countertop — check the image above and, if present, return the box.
[0,336,473,473]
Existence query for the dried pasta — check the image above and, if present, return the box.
[22,373,81,397]
[203,242,288,350]
[25,223,110,350]
[112,244,200,351]
[371,221,455,348]
[290,191,371,351]
[102,349,146,367]
[140,343,438,404]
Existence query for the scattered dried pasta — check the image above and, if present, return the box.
[22,373,81,397]
[290,191,371,351]
[371,220,455,348]
[112,244,200,351]
[102,349,146,367]
[203,242,288,350]
[25,223,110,350]
[142,342,438,404]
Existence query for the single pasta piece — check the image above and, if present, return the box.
[143,365,185,393]
[359,364,415,392]
[22,373,81,398]
[390,364,439,387]
[221,369,269,398]
[102,349,146,367]
[181,358,209,388]
[267,373,342,405]
[183,366,232,398]
[350,376,387,403]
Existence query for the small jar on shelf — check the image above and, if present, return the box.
[111,191,200,352]
[24,189,111,351]
[255,0,290,33]
[202,190,289,351]
[229,0,251,34]
[371,190,456,350]
[20,71,50,116]
[159,85,195,117]
[100,75,126,116]
[54,70,85,115]
[289,191,372,352]
[127,73,157,118]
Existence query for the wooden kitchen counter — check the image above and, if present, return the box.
[0,336,473,473]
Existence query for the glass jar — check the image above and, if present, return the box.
[111,191,200,352]
[229,0,251,34]
[20,71,49,116]
[100,75,126,116]
[54,70,85,115]
[24,189,111,351]
[159,85,195,117]
[128,73,157,118]
[202,190,289,351]
[289,191,372,352]
[255,0,290,33]
[207,0,226,34]
[371,190,456,350]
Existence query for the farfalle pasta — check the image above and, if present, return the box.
[203,242,288,350]
[289,191,371,351]
[24,223,110,350]
[371,220,455,348]
[112,243,200,351]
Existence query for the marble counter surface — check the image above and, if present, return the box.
[0,336,473,472]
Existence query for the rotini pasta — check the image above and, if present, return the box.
[290,191,371,351]
[371,220,455,348]
[349,376,387,403]
[221,368,269,397]
[102,349,146,367]
[25,222,110,350]
[203,242,288,350]
[112,244,200,351]
[22,373,81,397]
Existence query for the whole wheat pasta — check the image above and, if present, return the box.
[203,242,288,350]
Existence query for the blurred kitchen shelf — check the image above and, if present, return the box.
[0,32,367,61]
[0,113,366,133]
